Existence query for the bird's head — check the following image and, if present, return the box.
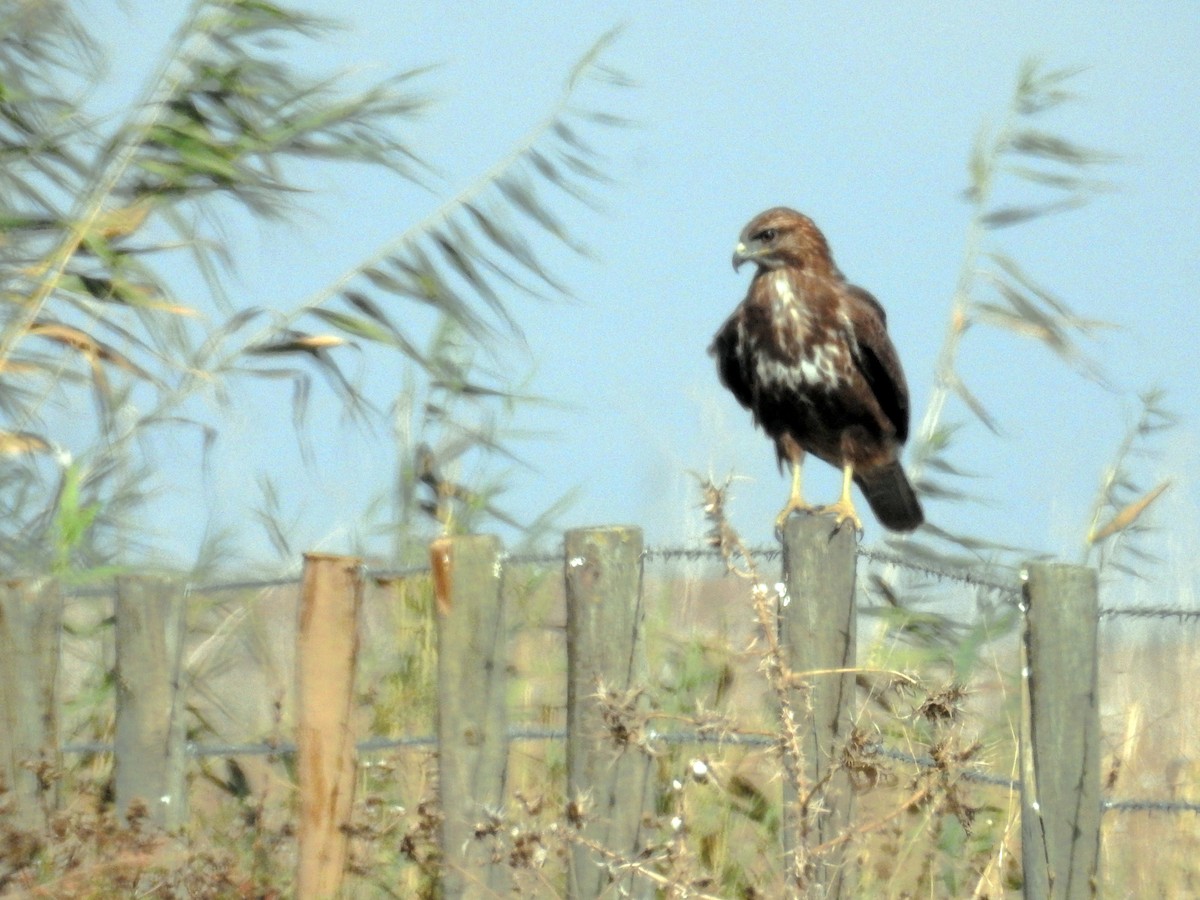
[732,207,834,276]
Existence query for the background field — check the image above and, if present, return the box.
[5,547,1188,898]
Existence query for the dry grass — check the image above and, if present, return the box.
[1,558,1197,897]
[1097,628,1200,897]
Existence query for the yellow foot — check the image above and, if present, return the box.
[811,463,864,533]
[814,497,863,533]
[775,459,817,533]
[774,496,819,533]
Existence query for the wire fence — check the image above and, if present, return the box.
[65,540,1198,622]
[49,541,1200,820]
[58,729,1200,815]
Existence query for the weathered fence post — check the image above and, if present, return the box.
[0,578,63,829]
[778,515,858,899]
[564,526,654,900]
[296,553,363,900]
[1019,562,1100,900]
[432,534,511,898]
[114,575,188,829]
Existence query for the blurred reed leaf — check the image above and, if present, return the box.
[979,196,1087,229]
[1088,481,1169,546]
[869,58,1169,646]
[0,429,51,455]
[382,311,576,563]
[253,472,296,561]
[0,0,630,571]
[273,27,630,359]
[1081,389,1174,578]
[1013,60,1087,114]
[898,58,1121,566]
[1005,129,1118,168]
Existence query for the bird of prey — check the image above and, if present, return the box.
[710,207,923,532]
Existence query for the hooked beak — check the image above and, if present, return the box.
[732,241,751,272]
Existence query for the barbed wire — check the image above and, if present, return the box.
[1103,799,1200,814]
[60,729,1196,815]
[95,542,1018,596]
[1100,606,1200,622]
[57,542,1200,622]
[852,546,1022,597]
[65,573,303,600]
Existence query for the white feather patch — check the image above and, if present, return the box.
[771,271,810,337]
[754,343,843,391]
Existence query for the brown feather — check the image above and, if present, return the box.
[711,207,923,532]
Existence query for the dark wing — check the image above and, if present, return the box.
[844,285,910,443]
[709,308,755,412]
[847,283,887,327]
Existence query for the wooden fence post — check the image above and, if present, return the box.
[0,578,63,829]
[564,526,654,900]
[432,534,510,898]
[114,575,188,829]
[1019,562,1100,900]
[778,515,858,899]
[296,553,363,900]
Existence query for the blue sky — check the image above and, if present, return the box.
[85,2,1199,580]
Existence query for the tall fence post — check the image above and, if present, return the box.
[114,575,188,829]
[779,515,858,899]
[432,534,511,898]
[564,525,654,900]
[0,578,63,829]
[296,553,363,900]
[1020,562,1100,900]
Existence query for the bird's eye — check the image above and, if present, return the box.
[754,228,777,243]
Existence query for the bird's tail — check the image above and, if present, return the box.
[856,461,924,532]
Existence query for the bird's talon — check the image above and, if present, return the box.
[774,499,817,534]
[815,500,863,534]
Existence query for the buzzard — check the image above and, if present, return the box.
[710,207,923,532]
